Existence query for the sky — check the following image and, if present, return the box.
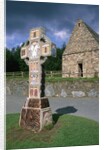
[6,0,99,49]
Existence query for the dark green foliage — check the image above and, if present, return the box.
[44,48,64,71]
[6,48,20,72]
[6,46,28,72]
[6,43,65,72]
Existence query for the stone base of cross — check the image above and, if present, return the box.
[19,27,56,132]
[19,98,52,132]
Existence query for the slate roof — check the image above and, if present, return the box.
[85,22,99,43]
[63,19,99,55]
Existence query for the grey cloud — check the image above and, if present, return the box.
[6,0,99,48]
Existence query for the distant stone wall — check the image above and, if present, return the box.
[6,79,99,98]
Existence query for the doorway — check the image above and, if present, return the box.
[78,63,83,77]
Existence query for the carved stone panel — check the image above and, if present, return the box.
[21,47,28,59]
[20,108,40,132]
[42,108,53,127]
[28,41,40,60]
[30,73,40,86]
[29,61,39,72]
[41,44,51,56]
[19,27,54,132]
[29,87,40,98]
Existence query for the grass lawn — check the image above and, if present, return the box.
[46,76,99,82]
[6,76,99,83]
[6,113,99,149]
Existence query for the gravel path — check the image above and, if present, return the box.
[6,95,99,122]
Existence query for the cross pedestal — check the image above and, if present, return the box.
[19,27,56,132]
[19,97,52,132]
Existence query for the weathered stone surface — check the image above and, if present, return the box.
[19,27,55,133]
[6,79,29,96]
[41,98,50,108]
[6,79,99,97]
[62,19,99,78]
[24,97,50,108]
[15,86,23,95]
[25,98,40,108]
[87,89,98,97]
[19,97,53,132]
[6,86,11,95]
[45,85,55,97]
[19,108,40,132]
[42,108,53,127]
[61,89,67,97]
[72,91,85,97]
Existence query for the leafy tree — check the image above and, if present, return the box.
[6,48,19,72]
[44,47,64,71]
[6,42,65,72]
[13,46,28,71]
[6,46,28,72]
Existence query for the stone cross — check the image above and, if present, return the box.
[19,27,56,132]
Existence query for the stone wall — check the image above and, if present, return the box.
[62,50,99,78]
[6,79,99,98]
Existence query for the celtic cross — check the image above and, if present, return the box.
[19,27,56,132]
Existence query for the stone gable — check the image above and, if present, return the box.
[62,19,99,78]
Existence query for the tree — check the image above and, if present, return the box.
[6,42,65,72]
[6,46,28,72]
[6,48,19,72]
[13,46,28,71]
[44,47,64,71]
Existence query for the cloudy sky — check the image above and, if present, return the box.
[6,0,99,49]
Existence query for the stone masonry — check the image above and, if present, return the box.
[6,79,99,97]
[62,19,99,78]
[19,27,56,132]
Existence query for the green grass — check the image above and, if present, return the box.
[6,113,99,149]
[46,76,99,82]
[6,76,99,83]
[6,76,29,80]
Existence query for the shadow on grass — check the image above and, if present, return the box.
[53,106,77,124]
[56,106,77,114]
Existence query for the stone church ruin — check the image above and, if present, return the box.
[62,19,99,78]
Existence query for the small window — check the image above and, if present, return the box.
[34,32,36,37]
[21,50,25,56]
[44,47,47,53]
[78,23,81,27]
